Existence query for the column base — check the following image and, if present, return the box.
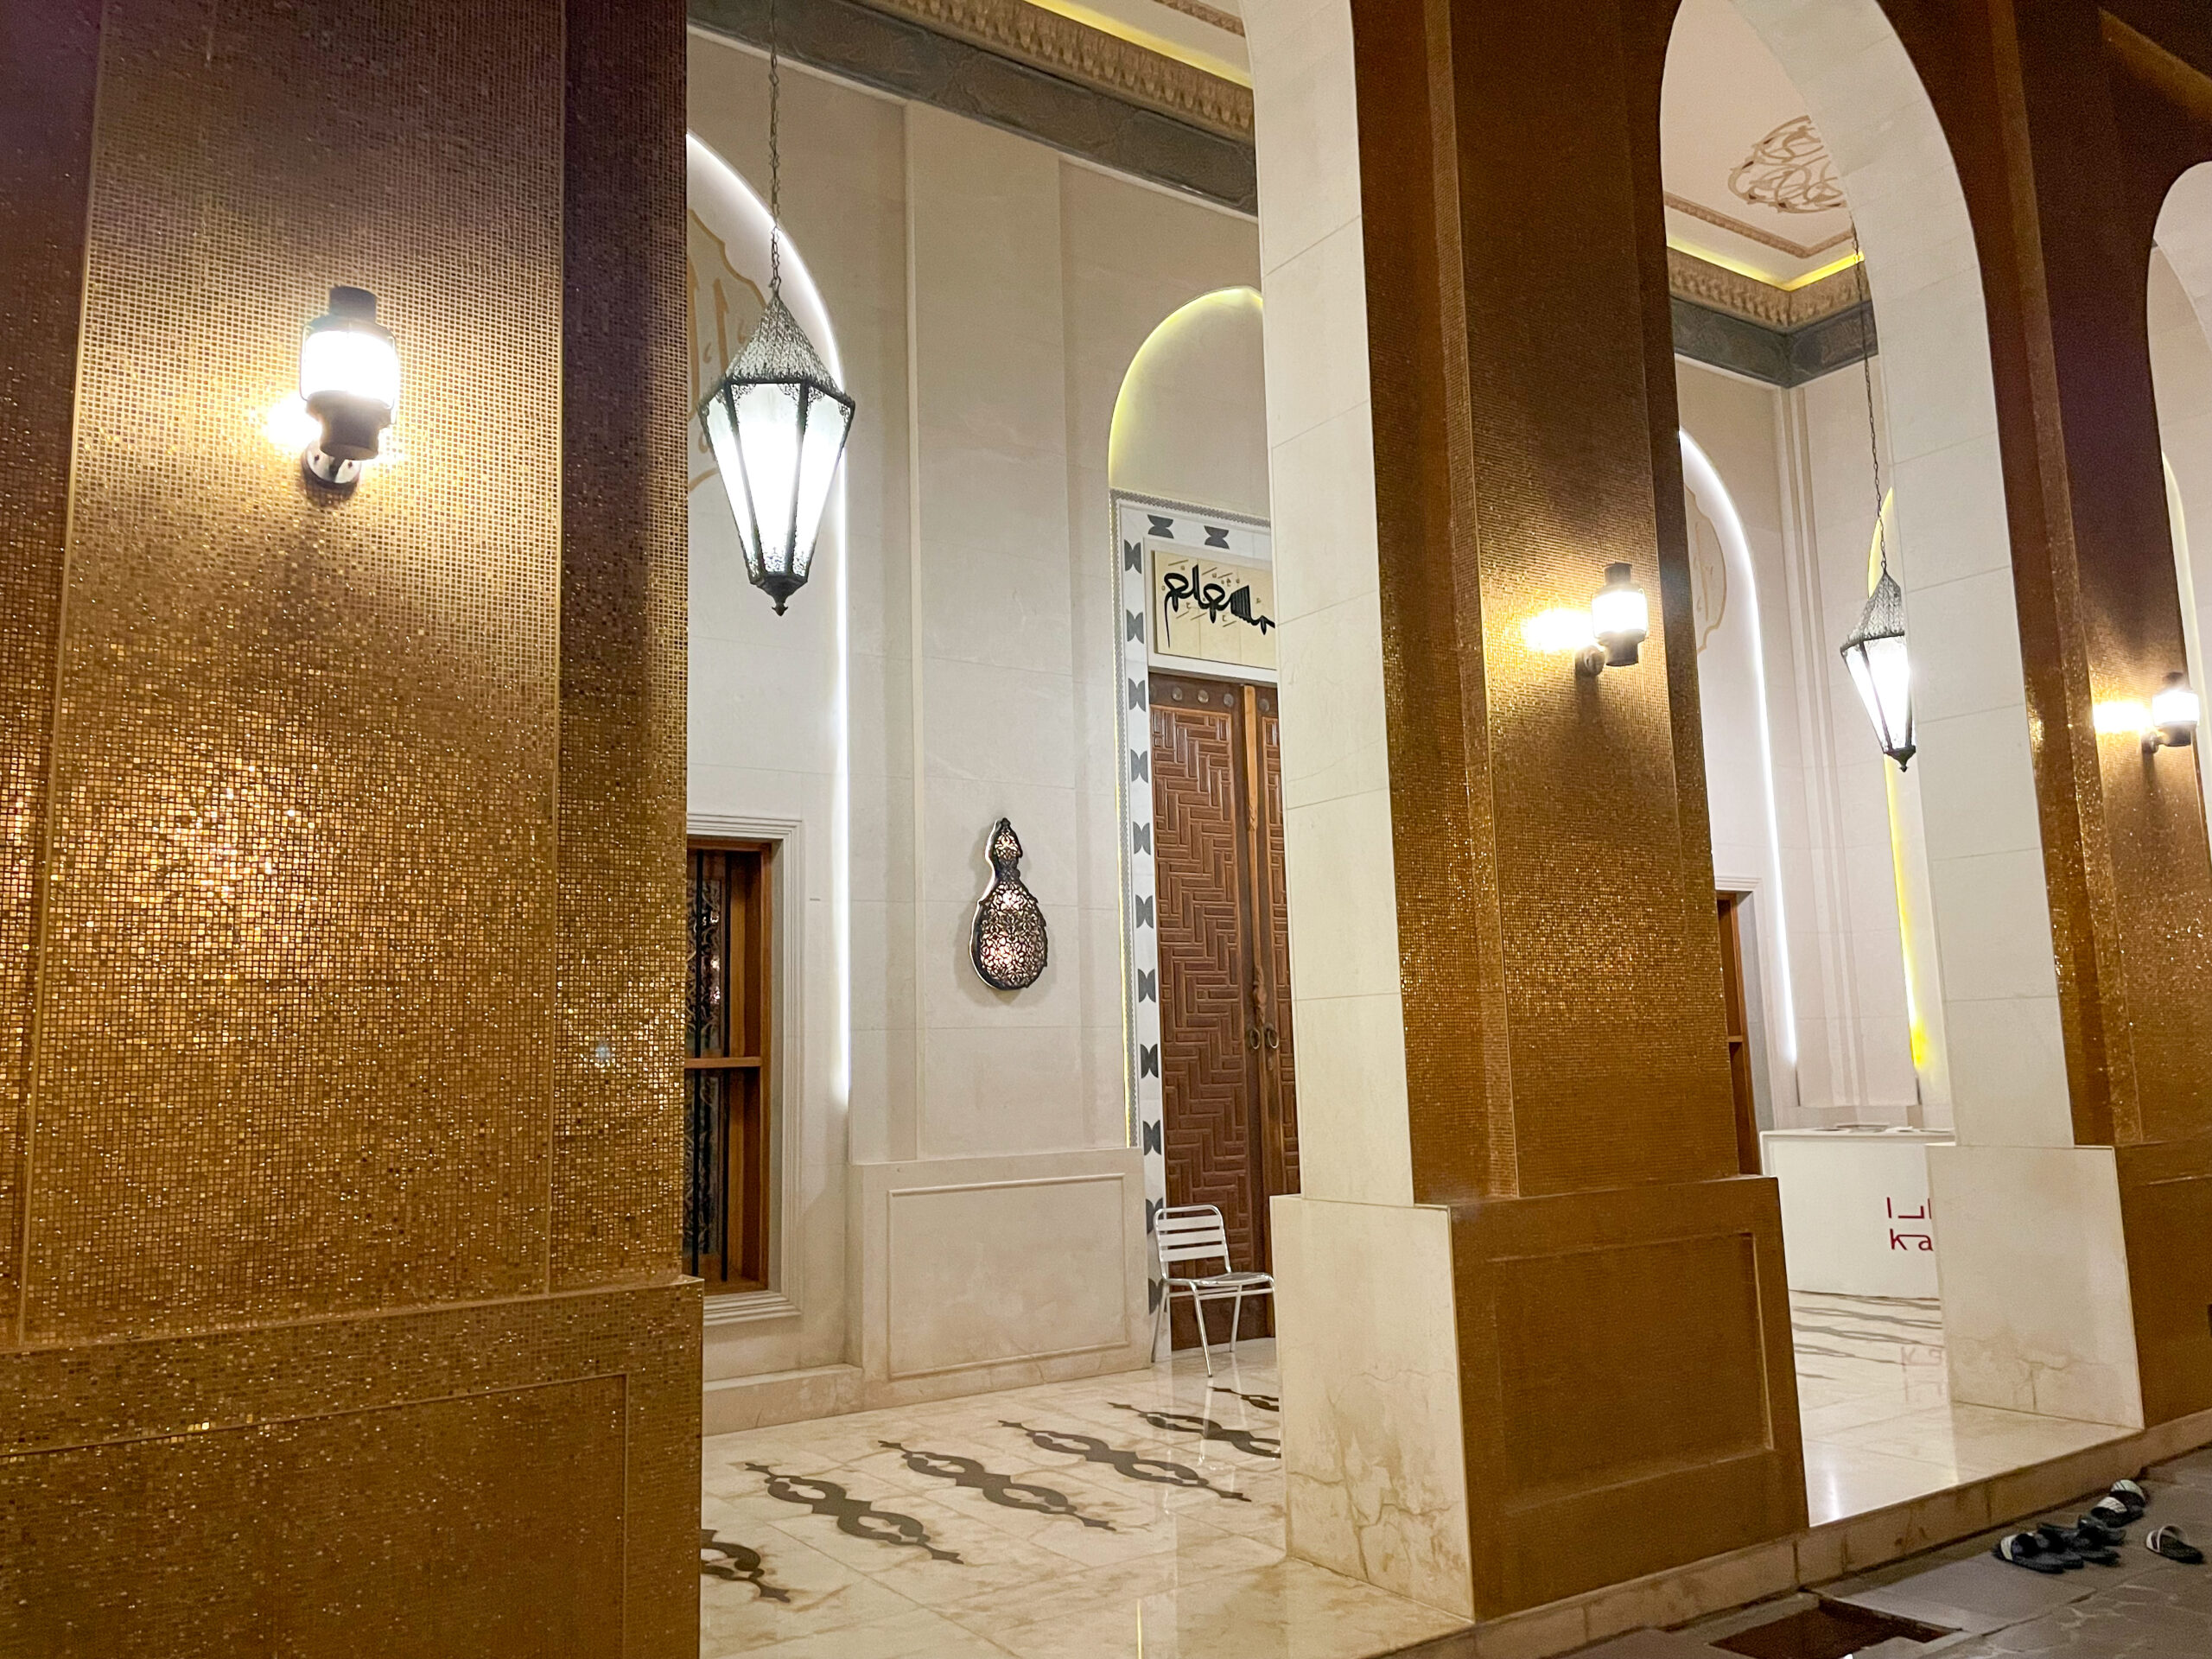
[1275,1175,1806,1620]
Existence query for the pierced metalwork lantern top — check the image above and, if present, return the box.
[698,291,855,614]
[972,818,1048,991]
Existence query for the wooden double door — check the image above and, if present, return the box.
[1151,671,1300,1346]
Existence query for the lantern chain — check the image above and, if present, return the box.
[768,0,782,301]
[1851,224,1887,578]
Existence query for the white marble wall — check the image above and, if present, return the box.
[687,34,1274,1417]
[1677,359,1938,1131]
[1245,0,1476,1614]
[1273,1196,1474,1618]
[2147,226,2212,850]
[1730,0,2134,1424]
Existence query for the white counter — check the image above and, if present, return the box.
[1761,1127,1954,1300]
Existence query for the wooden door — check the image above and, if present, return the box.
[1152,672,1300,1346]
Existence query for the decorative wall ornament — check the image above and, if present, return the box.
[1729,115,1847,216]
[971,819,1048,990]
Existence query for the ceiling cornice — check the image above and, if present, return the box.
[854,0,1251,137]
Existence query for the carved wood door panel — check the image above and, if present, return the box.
[1151,672,1299,1347]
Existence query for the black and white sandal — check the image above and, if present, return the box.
[2088,1495,2140,1529]
[2042,1522,2118,1566]
[2147,1525,2205,1564]
[2109,1478,2149,1516]
[2076,1513,2128,1548]
[2029,1523,2085,1568]
[1995,1531,2065,1574]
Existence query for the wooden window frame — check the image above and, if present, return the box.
[687,838,774,1292]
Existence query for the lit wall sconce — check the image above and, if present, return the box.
[298,285,400,489]
[1576,562,1649,677]
[2145,671,2200,755]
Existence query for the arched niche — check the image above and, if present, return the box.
[1109,286,1268,518]
[1722,0,2068,1149]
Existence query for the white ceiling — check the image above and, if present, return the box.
[1662,0,1855,288]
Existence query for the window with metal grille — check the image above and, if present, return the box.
[686,841,772,1290]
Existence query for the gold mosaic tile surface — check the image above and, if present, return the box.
[20,0,565,1341]
[0,1280,702,1655]
[0,0,100,1347]
[553,0,690,1289]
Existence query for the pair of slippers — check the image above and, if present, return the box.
[1993,1478,2206,1573]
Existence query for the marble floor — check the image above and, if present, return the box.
[697,1339,1465,1659]
[696,1301,2135,1658]
[1790,1291,2127,1526]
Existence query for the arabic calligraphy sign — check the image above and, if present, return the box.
[1150,546,1276,671]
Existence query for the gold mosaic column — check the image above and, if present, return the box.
[0,1,697,1650]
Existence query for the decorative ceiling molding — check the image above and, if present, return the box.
[690,0,1258,211]
[852,0,1252,135]
[1667,247,1866,328]
[1154,0,1244,35]
[1663,191,1853,263]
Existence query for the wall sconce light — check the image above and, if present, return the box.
[298,285,399,489]
[2145,671,2200,755]
[1576,562,1649,677]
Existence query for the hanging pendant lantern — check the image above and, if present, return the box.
[1836,232,1914,770]
[699,296,855,613]
[1841,565,1914,770]
[698,0,855,614]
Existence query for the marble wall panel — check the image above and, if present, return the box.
[1273,1194,1474,1619]
[1928,1143,2145,1427]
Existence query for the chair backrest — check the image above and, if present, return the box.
[1157,1205,1231,1274]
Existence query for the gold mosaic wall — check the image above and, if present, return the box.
[0,1281,702,1654]
[0,0,99,1350]
[0,0,697,1647]
[554,0,690,1287]
[22,0,564,1342]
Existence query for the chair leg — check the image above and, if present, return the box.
[1194,1294,1213,1377]
[1149,1284,1165,1364]
[1228,1290,1243,1353]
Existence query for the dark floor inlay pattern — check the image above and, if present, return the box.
[743,1463,963,1561]
[1114,1401,1280,1459]
[699,1528,794,1601]
[879,1440,1116,1529]
[1211,1384,1279,1412]
[1000,1420,1251,1502]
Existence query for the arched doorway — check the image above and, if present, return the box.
[1107,287,1298,1351]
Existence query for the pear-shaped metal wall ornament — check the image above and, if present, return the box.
[971,818,1048,990]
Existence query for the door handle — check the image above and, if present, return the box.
[1263,1025,1279,1051]
[1247,1025,1262,1050]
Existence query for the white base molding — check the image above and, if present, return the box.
[702,1363,865,1435]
